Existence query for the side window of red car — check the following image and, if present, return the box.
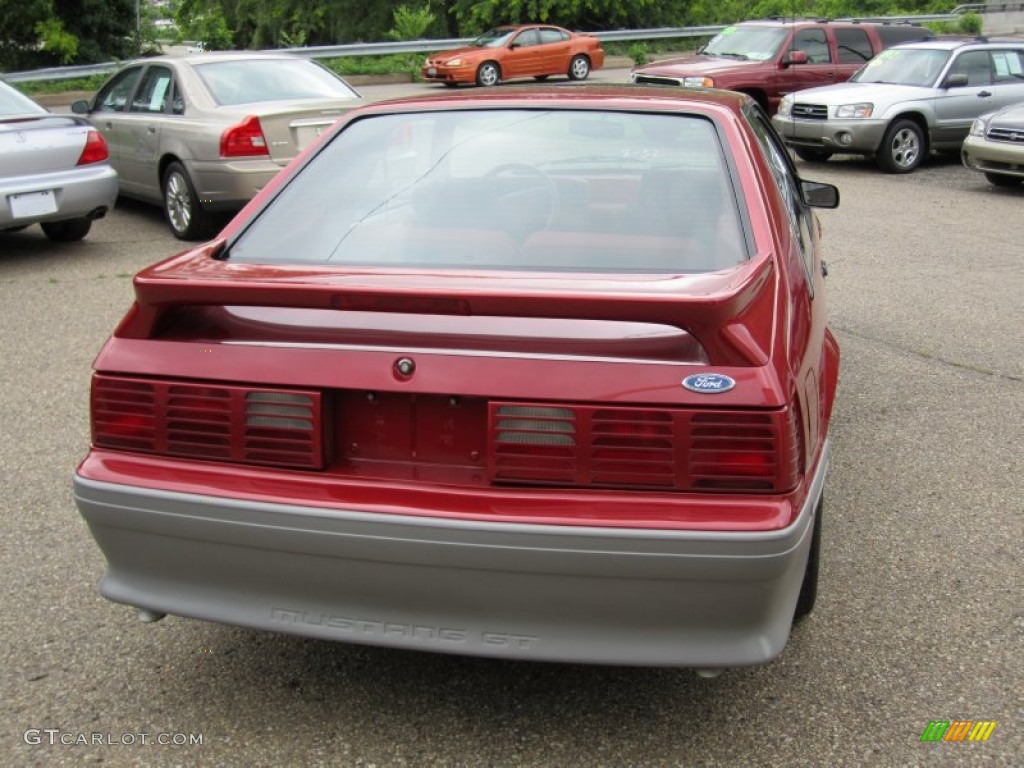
[539,28,568,45]
[792,28,831,64]
[514,29,541,48]
[834,28,872,64]
[748,109,816,291]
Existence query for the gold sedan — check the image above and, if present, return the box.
[73,53,364,240]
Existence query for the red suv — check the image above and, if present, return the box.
[630,19,935,114]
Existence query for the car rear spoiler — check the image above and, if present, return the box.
[120,240,777,367]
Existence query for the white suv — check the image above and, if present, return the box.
[772,38,1024,172]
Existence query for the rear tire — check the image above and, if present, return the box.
[475,62,500,87]
[568,55,590,81]
[163,161,217,241]
[877,119,925,174]
[40,217,91,242]
[985,172,1022,187]
[793,496,823,622]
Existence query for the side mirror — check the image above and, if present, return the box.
[784,50,809,67]
[944,73,968,88]
[802,180,839,209]
[70,99,91,115]
[509,42,521,49]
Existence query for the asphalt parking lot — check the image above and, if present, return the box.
[2,76,1022,766]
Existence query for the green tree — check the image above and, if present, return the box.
[686,0,959,24]
[35,16,78,64]
[450,0,678,33]
[0,0,132,69]
[0,0,56,70]
[389,4,436,40]
[53,0,135,62]
[175,0,235,49]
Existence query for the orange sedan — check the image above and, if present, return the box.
[422,25,605,87]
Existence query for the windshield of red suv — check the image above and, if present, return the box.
[703,26,788,61]
[851,48,950,87]
[228,109,749,273]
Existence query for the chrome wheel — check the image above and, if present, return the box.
[162,161,216,240]
[568,55,590,81]
[164,169,193,237]
[476,62,500,87]
[878,119,924,174]
[890,128,920,168]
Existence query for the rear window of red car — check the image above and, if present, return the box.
[228,109,750,273]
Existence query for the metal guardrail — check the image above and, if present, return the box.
[3,62,124,83]
[1,14,962,84]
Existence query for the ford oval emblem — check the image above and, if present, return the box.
[682,373,736,394]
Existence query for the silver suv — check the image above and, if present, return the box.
[772,38,1024,172]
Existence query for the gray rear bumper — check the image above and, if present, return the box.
[186,157,281,210]
[74,443,827,668]
[0,164,117,228]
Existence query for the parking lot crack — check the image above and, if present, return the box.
[833,325,1023,384]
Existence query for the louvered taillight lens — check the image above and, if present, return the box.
[488,402,798,493]
[91,375,323,469]
[244,391,321,465]
[493,405,577,484]
[689,412,793,491]
[91,377,157,451]
[590,409,675,488]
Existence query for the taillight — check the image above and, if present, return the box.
[92,375,323,469]
[489,402,798,493]
[591,409,675,488]
[493,405,577,484]
[77,129,109,165]
[91,378,156,450]
[689,412,782,491]
[220,115,268,157]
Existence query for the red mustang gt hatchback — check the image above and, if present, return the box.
[75,86,840,671]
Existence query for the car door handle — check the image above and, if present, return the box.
[977,90,992,98]
[147,126,158,134]
[821,260,829,278]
